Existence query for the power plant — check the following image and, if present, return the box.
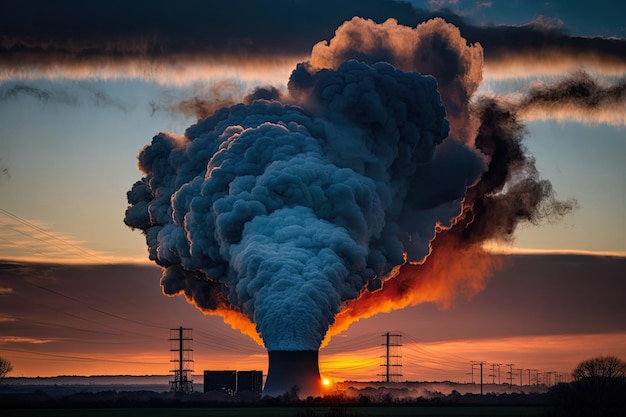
[202,354,320,398]
[126,14,572,405]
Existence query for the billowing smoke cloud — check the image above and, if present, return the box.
[125,58,485,350]
[125,17,574,351]
[309,17,483,144]
[327,95,575,338]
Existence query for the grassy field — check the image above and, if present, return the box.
[3,406,546,417]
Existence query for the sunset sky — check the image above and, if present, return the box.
[0,0,625,385]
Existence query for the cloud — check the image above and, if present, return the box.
[2,1,624,86]
[475,25,626,79]
[0,208,134,264]
[0,336,55,344]
[0,287,13,295]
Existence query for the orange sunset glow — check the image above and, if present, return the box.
[1,2,625,407]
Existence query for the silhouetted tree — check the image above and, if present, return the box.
[0,356,12,383]
[548,355,626,417]
[572,355,626,380]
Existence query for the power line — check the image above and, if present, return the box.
[472,361,486,395]
[0,347,164,365]
[23,280,168,330]
[0,207,109,263]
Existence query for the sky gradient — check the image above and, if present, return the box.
[0,0,625,385]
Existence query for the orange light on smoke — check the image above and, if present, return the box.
[323,228,503,347]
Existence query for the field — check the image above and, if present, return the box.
[3,406,546,417]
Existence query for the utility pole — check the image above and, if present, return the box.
[466,369,474,384]
[517,369,523,388]
[490,363,501,385]
[532,369,539,387]
[480,362,484,395]
[472,361,486,395]
[379,332,402,383]
[506,364,515,386]
[169,327,194,393]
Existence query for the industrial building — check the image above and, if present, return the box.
[204,370,263,395]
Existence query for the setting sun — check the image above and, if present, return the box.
[322,378,331,387]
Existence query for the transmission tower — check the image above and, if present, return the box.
[530,369,539,387]
[489,363,501,384]
[379,332,402,383]
[506,363,515,386]
[169,326,194,393]
[469,361,481,384]
[496,363,502,384]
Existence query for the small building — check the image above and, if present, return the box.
[204,370,237,395]
[203,370,263,395]
[236,370,263,394]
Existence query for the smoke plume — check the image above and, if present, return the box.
[513,71,626,126]
[125,18,573,351]
[0,83,131,111]
[125,58,484,351]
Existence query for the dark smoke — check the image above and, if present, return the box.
[149,81,246,120]
[125,17,575,354]
[452,97,576,244]
[0,84,77,105]
[125,59,484,351]
[328,91,576,335]
[513,71,626,125]
[150,84,285,120]
[0,159,9,186]
[0,83,131,111]
[309,17,483,143]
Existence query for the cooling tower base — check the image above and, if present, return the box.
[263,350,322,398]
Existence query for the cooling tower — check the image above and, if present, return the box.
[262,350,322,398]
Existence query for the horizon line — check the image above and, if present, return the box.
[1,247,625,267]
